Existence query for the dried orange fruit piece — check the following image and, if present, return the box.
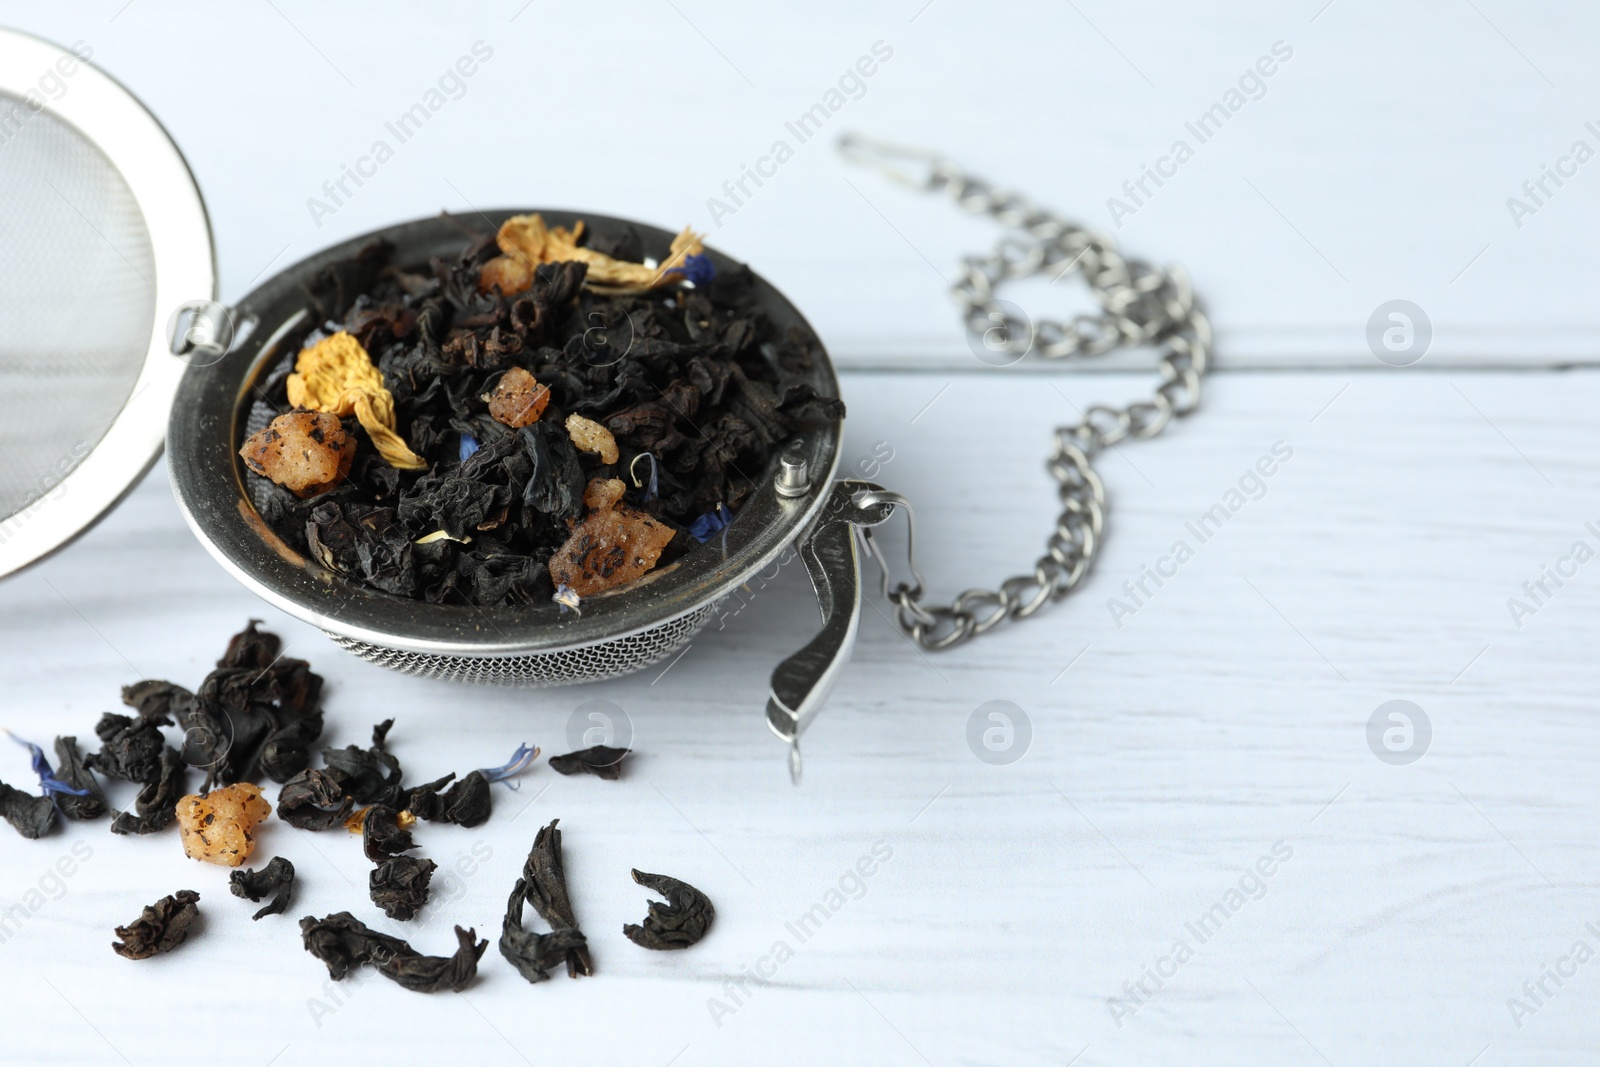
[238,411,354,498]
[565,413,619,464]
[479,253,534,296]
[548,505,675,596]
[583,477,626,511]
[488,366,550,428]
[176,783,272,867]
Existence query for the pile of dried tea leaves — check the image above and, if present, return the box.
[4,620,717,992]
[240,214,844,608]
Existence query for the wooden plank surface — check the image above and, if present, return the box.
[1,365,1596,1065]
[4,1,1600,367]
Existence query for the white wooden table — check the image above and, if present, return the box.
[3,3,1599,1065]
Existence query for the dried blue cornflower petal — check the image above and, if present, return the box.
[458,432,480,462]
[666,252,716,287]
[7,731,90,798]
[481,743,539,789]
[552,584,581,615]
[687,503,731,544]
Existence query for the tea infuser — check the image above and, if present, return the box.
[0,30,1209,781]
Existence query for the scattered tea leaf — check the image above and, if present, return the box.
[230,856,295,920]
[85,708,170,784]
[300,912,486,992]
[370,855,438,921]
[404,744,538,828]
[0,781,56,839]
[321,719,404,807]
[277,768,355,831]
[112,890,200,959]
[109,747,186,836]
[51,736,106,820]
[361,804,414,861]
[622,869,715,950]
[548,746,630,780]
[499,819,592,982]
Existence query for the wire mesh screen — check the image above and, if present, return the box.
[0,90,154,523]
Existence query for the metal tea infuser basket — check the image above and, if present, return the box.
[0,30,1209,779]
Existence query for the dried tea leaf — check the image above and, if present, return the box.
[321,719,404,807]
[109,747,186,836]
[176,783,272,866]
[547,746,630,780]
[361,804,414,861]
[487,366,550,428]
[230,856,295,920]
[622,869,715,950]
[51,736,106,820]
[86,708,171,784]
[547,506,675,597]
[499,819,592,983]
[564,413,619,464]
[370,855,437,921]
[277,768,355,831]
[112,890,200,960]
[404,744,537,828]
[0,781,56,839]
[156,622,328,789]
[300,912,486,993]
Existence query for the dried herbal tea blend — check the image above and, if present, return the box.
[112,890,200,960]
[548,745,630,780]
[230,856,295,920]
[500,819,593,983]
[300,912,486,993]
[240,214,844,609]
[622,869,715,951]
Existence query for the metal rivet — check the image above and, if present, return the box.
[775,450,810,498]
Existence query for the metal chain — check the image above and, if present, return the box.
[840,135,1211,651]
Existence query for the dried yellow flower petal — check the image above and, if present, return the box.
[479,213,704,295]
[176,784,272,867]
[565,413,619,464]
[286,331,426,470]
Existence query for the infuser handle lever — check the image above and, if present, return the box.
[766,481,894,782]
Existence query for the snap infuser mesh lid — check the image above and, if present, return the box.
[0,29,214,578]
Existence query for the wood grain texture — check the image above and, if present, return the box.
[3,1,1597,368]
[0,365,1595,1065]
